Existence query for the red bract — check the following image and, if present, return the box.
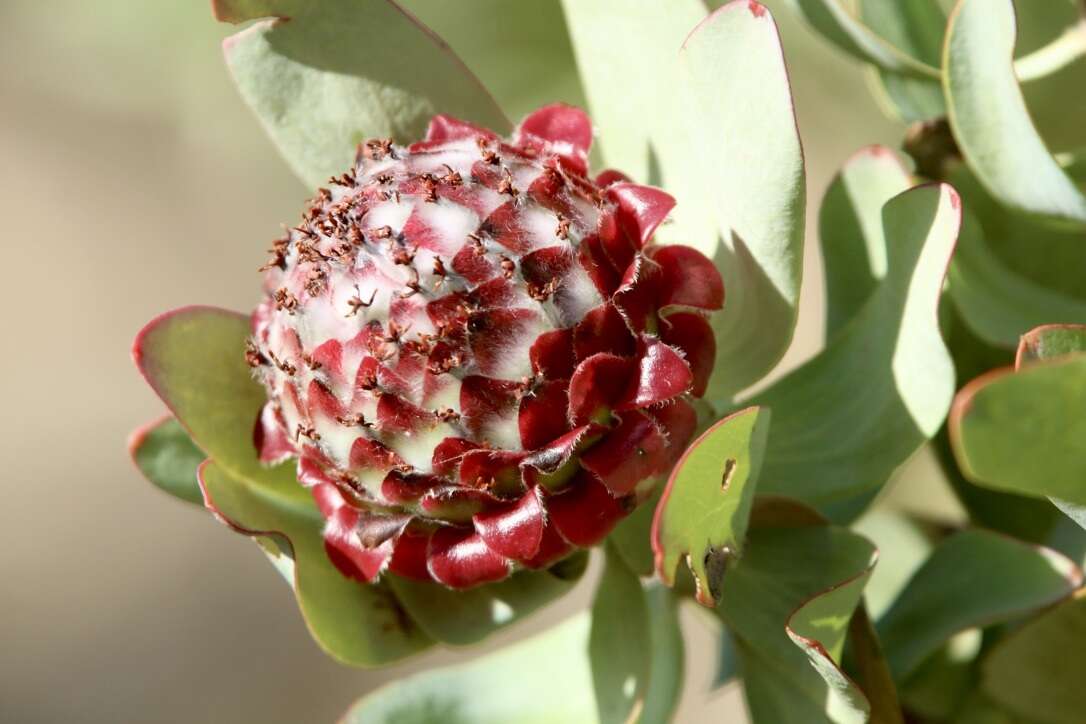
[247,104,723,589]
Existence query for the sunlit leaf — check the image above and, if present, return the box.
[342,615,597,723]
[218,0,508,189]
[652,406,770,605]
[720,522,877,723]
[819,145,911,339]
[858,0,946,123]
[562,0,806,406]
[943,0,1086,227]
[753,184,959,514]
[950,347,1086,507]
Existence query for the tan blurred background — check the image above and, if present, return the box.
[0,1,944,721]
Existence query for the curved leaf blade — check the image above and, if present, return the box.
[950,354,1086,506]
[651,406,770,605]
[858,0,946,123]
[199,460,433,666]
[385,554,587,647]
[877,529,1082,682]
[342,615,596,723]
[679,1,807,404]
[132,306,269,482]
[590,544,650,724]
[129,415,206,505]
[1017,324,1086,366]
[721,524,877,723]
[981,595,1086,724]
[754,184,960,513]
[562,1,807,405]
[782,0,940,79]
[819,145,912,339]
[220,0,508,189]
[943,0,1086,227]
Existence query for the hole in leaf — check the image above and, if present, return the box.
[720,458,737,493]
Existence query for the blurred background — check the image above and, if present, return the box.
[0,1,1077,722]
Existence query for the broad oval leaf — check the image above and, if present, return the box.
[877,529,1081,682]
[562,0,807,406]
[981,595,1086,724]
[720,524,877,723]
[950,352,1086,507]
[128,415,206,505]
[198,460,434,666]
[943,0,1086,227]
[218,0,508,189]
[342,615,596,723]
[132,306,269,481]
[753,183,959,514]
[651,406,770,605]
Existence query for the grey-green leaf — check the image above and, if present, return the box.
[221,0,508,190]
[753,183,959,514]
[877,529,1081,681]
[943,0,1086,227]
[129,415,206,505]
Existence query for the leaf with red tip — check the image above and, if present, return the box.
[514,103,592,175]
[595,169,631,187]
[418,487,502,523]
[386,552,587,646]
[129,415,205,505]
[567,353,636,426]
[386,524,432,582]
[349,436,403,471]
[376,393,431,435]
[949,347,1086,508]
[606,183,676,248]
[312,482,401,583]
[474,488,546,563]
[548,472,634,547]
[197,460,433,665]
[661,313,716,398]
[457,448,527,498]
[648,244,724,312]
[427,527,511,589]
[611,255,664,334]
[563,0,807,404]
[133,306,274,482]
[1016,324,1086,368]
[651,406,769,605]
[618,339,693,410]
[521,424,602,489]
[431,437,480,478]
[581,412,668,497]
[219,0,508,189]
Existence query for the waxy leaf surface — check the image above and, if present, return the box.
[218,0,508,189]
[858,0,946,123]
[562,0,806,405]
[754,184,959,514]
[721,524,877,723]
[951,350,1086,507]
[944,0,1086,227]
[982,595,1086,724]
[877,529,1081,681]
[342,615,596,723]
[199,460,433,666]
[651,406,770,606]
[129,415,206,505]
